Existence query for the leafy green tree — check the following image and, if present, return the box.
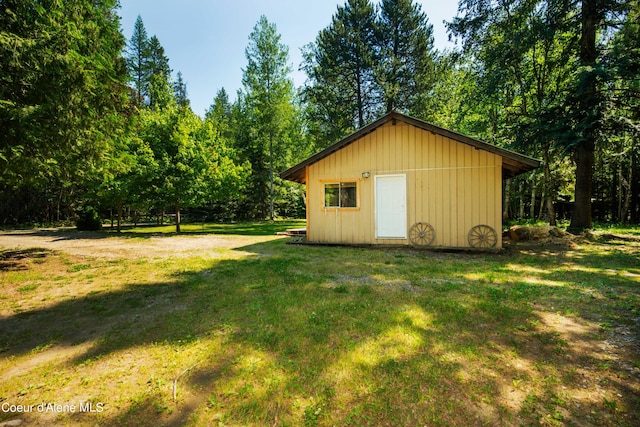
[140,102,206,232]
[604,0,639,221]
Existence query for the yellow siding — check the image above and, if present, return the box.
[307,121,503,248]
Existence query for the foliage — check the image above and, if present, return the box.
[238,16,307,220]
[302,0,380,144]
[75,206,102,231]
[126,15,149,103]
[447,0,636,227]
[377,0,437,115]
[0,0,129,222]
[1,0,638,227]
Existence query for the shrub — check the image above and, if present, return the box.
[76,207,102,231]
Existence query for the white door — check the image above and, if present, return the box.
[375,174,407,239]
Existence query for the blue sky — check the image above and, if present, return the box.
[118,1,460,117]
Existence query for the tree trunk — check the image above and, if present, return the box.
[543,151,557,226]
[530,180,537,219]
[619,161,632,222]
[631,146,640,222]
[269,129,274,221]
[519,180,525,219]
[572,141,595,230]
[503,179,511,221]
[570,0,598,232]
[117,202,122,233]
[175,202,181,233]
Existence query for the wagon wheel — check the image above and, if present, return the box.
[468,225,497,248]
[409,222,435,247]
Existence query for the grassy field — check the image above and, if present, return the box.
[1,222,639,426]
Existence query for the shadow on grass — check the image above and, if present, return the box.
[0,248,53,271]
[1,240,639,426]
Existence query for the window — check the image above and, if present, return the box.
[324,182,357,208]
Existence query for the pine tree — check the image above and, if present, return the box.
[126,15,150,104]
[241,15,297,219]
[147,35,172,109]
[377,0,436,114]
[0,0,129,221]
[302,0,379,140]
[173,71,189,107]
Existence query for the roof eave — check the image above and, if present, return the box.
[279,111,541,183]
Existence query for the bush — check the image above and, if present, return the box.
[76,207,102,231]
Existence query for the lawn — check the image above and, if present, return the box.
[1,222,639,426]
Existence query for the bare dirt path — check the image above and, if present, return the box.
[0,228,278,260]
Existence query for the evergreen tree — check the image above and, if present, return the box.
[126,15,150,104]
[147,35,172,108]
[240,16,298,219]
[302,0,379,143]
[205,88,232,142]
[147,35,171,78]
[448,0,630,229]
[377,0,436,114]
[173,71,189,107]
[0,0,129,222]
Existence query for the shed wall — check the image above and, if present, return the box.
[307,121,503,248]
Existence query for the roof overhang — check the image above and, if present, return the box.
[280,111,541,184]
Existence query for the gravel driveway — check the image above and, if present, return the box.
[0,228,279,260]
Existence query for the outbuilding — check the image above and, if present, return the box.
[280,111,540,249]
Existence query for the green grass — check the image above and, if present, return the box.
[110,219,307,236]
[1,222,639,426]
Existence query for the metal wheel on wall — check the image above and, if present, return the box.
[408,222,435,247]
[468,225,497,248]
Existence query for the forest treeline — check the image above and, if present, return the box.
[1,0,638,230]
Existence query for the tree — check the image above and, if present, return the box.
[377,0,436,114]
[302,0,379,142]
[146,35,171,109]
[126,15,149,103]
[598,0,640,222]
[0,0,129,222]
[173,71,189,107]
[140,99,206,233]
[240,15,299,220]
[448,0,631,228]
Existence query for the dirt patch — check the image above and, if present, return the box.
[0,229,280,260]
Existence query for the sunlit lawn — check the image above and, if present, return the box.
[1,222,639,426]
[111,220,307,236]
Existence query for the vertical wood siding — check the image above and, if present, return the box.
[307,121,503,248]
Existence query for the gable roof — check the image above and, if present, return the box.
[280,111,541,184]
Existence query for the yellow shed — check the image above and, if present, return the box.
[280,111,540,249]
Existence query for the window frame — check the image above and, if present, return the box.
[321,180,360,210]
